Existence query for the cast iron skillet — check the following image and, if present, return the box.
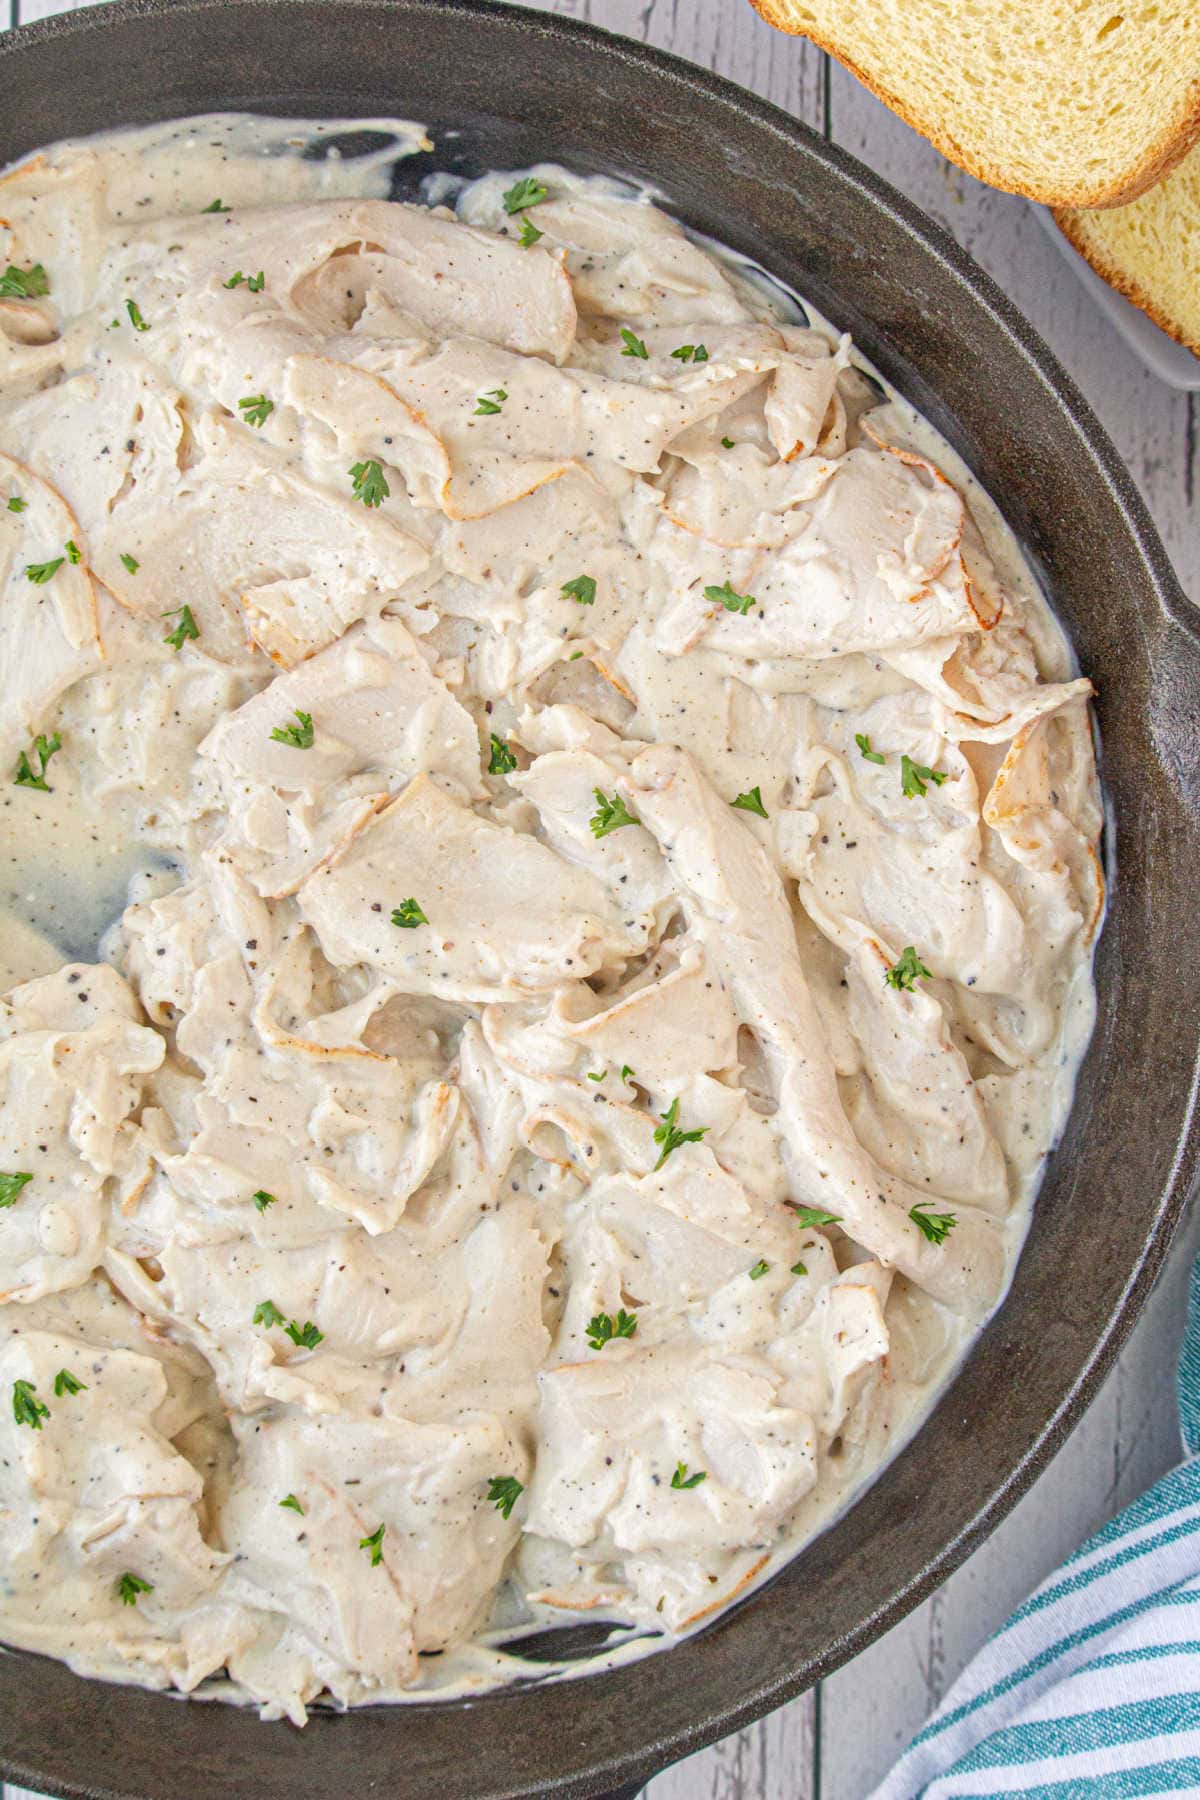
[1,1,1198,1795]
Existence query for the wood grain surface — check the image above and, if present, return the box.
[2,0,1196,1795]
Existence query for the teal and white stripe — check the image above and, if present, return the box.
[875,1258,1200,1799]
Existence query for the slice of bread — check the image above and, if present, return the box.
[1055,143,1200,355]
[748,0,1200,208]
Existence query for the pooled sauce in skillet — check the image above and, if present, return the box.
[0,115,1101,1719]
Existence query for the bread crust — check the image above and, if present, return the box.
[748,0,1200,209]
[1052,209,1200,356]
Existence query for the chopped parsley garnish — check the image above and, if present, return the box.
[748,1259,770,1280]
[0,1171,33,1207]
[270,710,314,749]
[517,216,543,247]
[855,732,885,764]
[885,945,933,992]
[53,1369,86,1397]
[488,733,518,775]
[502,175,549,214]
[0,262,49,299]
[125,298,149,331]
[162,604,199,650]
[590,788,638,838]
[118,1573,153,1605]
[587,1070,606,1084]
[7,495,26,512]
[12,1379,48,1430]
[284,1320,323,1350]
[202,198,231,212]
[65,538,81,565]
[238,393,273,428]
[620,327,649,360]
[348,457,389,507]
[359,1522,385,1565]
[586,1309,638,1350]
[26,557,64,585]
[909,1202,958,1245]
[279,1493,304,1514]
[653,1097,709,1170]
[720,436,735,448]
[731,786,768,819]
[704,580,756,615]
[224,269,265,291]
[487,1475,524,1519]
[391,897,428,929]
[621,1064,635,1084]
[119,552,139,574]
[900,753,948,799]
[253,1299,285,1329]
[791,1205,841,1228]
[15,733,61,791]
[670,343,709,362]
[790,1259,808,1277]
[671,1462,706,1490]
[562,574,596,606]
[253,1190,276,1213]
[474,387,507,416]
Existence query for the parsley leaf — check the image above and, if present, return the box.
[0,1171,33,1207]
[488,733,518,775]
[731,786,768,819]
[671,1462,706,1490]
[704,579,756,615]
[118,1573,153,1606]
[885,945,933,992]
[26,557,64,585]
[620,327,649,360]
[720,436,735,448]
[590,788,638,838]
[119,552,139,574]
[162,603,199,651]
[791,1205,841,1228]
[253,1299,285,1329]
[253,1190,276,1213]
[652,1097,709,1170]
[562,574,596,606]
[125,298,150,331]
[909,1202,958,1244]
[391,897,428,929]
[284,1320,323,1350]
[748,1259,770,1280]
[270,710,314,749]
[7,495,26,512]
[621,1064,635,1084]
[487,1475,525,1519]
[586,1309,638,1351]
[348,458,389,507]
[12,1379,49,1430]
[474,387,507,415]
[225,269,265,291]
[53,1369,86,1397]
[855,732,885,765]
[587,1070,606,1083]
[202,198,231,212]
[359,1522,385,1565]
[670,343,708,362]
[900,753,948,799]
[502,175,549,214]
[65,538,82,565]
[238,393,273,428]
[0,262,49,299]
[279,1493,304,1513]
[790,1259,808,1277]
[15,733,61,791]
[517,216,543,248]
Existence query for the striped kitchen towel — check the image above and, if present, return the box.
[873,1254,1200,1799]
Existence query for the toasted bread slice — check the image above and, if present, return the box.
[1055,142,1200,355]
[749,0,1200,208]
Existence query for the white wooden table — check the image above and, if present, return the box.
[2,1,1197,1797]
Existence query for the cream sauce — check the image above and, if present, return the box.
[0,115,1101,1721]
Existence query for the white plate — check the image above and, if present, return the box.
[1033,204,1200,391]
